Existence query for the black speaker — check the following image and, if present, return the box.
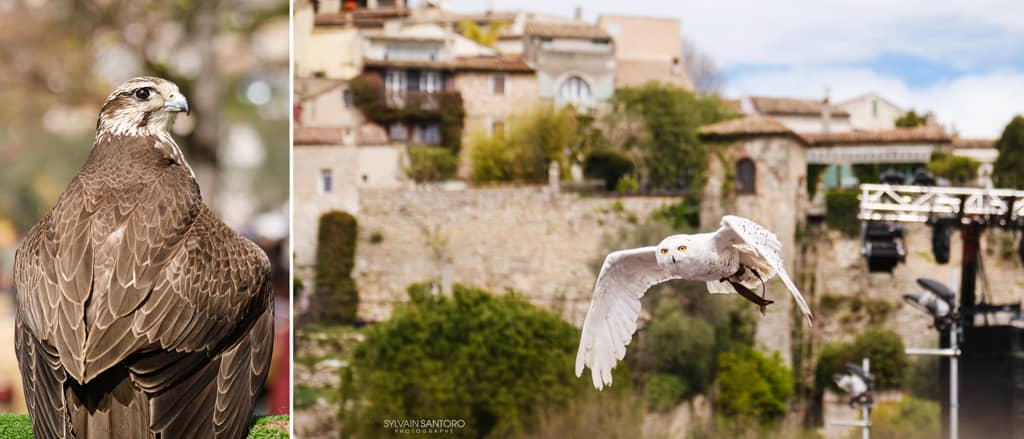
[954,325,1024,439]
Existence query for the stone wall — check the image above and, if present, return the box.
[293,145,361,271]
[454,71,540,139]
[347,186,677,323]
[807,224,1024,350]
[702,135,808,365]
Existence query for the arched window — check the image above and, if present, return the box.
[558,75,592,107]
[736,158,756,194]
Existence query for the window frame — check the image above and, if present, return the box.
[735,158,757,195]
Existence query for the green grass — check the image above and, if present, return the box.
[249,415,290,439]
[0,414,289,438]
[0,413,33,439]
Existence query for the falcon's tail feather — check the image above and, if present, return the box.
[67,367,150,439]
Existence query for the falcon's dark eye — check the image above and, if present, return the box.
[135,88,152,100]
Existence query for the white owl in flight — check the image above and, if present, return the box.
[575,215,813,389]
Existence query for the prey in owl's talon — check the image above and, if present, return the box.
[729,280,774,316]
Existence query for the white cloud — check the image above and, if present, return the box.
[726,66,1024,138]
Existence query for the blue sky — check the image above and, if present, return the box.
[440,0,1024,137]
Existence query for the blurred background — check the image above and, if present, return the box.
[0,0,290,416]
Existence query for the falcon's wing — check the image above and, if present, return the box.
[575,247,680,390]
[714,215,813,323]
[127,207,274,438]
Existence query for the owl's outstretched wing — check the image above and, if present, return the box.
[575,247,680,390]
[714,215,813,324]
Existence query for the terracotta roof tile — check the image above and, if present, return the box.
[294,127,345,146]
[455,56,532,72]
[750,96,850,117]
[524,21,610,39]
[699,115,793,137]
[363,58,456,69]
[314,8,410,27]
[953,137,996,149]
[800,126,951,145]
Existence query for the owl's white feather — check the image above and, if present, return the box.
[714,215,813,322]
[574,215,813,390]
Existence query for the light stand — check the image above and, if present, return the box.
[904,277,960,439]
[830,358,874,439]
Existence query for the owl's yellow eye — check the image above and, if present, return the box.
[660,248,668,255]
[677,245,687,252]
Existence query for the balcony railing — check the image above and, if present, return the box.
[385,90,441,110]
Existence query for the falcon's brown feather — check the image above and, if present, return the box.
[14,77,273,439]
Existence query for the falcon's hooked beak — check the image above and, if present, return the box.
[163,93,189,115]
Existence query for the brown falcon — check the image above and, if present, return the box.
[13,77,274,438]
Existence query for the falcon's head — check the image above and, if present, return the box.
[97,77,189,138]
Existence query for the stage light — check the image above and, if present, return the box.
[930,223,951,264]
[904,278,956,330]
[1019,235,1024,266]
[880,168,906,185]
[861,221,906,273]
[912,168,936,186]
[834,362,875,408]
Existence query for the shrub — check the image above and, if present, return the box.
[927,151,979,184]
[905,355,940,402]
[993,115,1024,189]
[615,175,640,193]
[652,196,701,230]
[349,75,465,152]
[716,346,794,424]
[814,329,908,395]
[611,83,734,192]
[895,110,928,128]
[645,373,688,411]
[851,329,907,389]
[859,397,940,439]
[584,148,634,190]
[825,188,860,237]
[404,145,457,182]
[340,284,611,438]
[649,305,715,399]
[469,106,579,183]
[313,211,359,324]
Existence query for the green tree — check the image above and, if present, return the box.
[814,329,908,395]
[469,106,579,183]
[993,115,1024,189]
[647,303,716,401]
[716,346,794,424]
[895,110,928,128]
[404,145,458,183]
[927,151,979,184]
[825,188,860,237]
[340,284,613,438]
[313,211,359,324]
[610,83,734,192]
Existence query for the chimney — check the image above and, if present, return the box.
[574,5,583,20]
[821,86,832,135]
